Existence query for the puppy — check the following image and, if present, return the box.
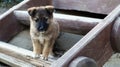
[28,6,59,60]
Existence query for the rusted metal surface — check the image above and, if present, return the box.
[53,0,120,14]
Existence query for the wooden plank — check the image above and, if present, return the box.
[0,0,30,42]
[0,12,24,42]
[14,10,102,35]
[53,0,120,14]
[0,53,35,67]
[18,0,52,10]
[111,17,120,52]
[0,41,53,67]
[51,5,120,67]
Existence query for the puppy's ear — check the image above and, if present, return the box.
[28,7,37,17]
[45,6,54,15]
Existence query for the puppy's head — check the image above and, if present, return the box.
[28,6,54,31]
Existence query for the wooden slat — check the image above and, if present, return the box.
[0,41,53,67]
[51,5,120,67]
[0,0,30,42]
[53,0,120,14]
[18,0,52,10]
[0,53,35,67]
[0,13,24,42]
[111,17,120,51]
[14,10,102,35]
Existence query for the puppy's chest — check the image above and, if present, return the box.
[32,32,50,44]
[39,34,45,44]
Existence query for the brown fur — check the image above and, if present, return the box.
[28,6,59,60]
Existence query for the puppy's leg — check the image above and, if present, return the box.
[42,40,54,60]
[32,39,42,58]
[49,40,55,57]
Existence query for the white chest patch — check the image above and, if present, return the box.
[39,34,45,44]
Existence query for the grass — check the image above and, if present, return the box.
[0,0,23,8]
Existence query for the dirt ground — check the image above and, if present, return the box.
[103,53,120,67]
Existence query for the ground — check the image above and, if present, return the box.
[103,53,120,67]
[0,8,8,15]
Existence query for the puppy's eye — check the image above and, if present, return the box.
[34,18,39,22]
[45,17,48,19]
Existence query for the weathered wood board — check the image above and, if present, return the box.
[51,5,120,67]
[0,53,35,67]
[14,10,102,35]
[0,0,120,67]
[53,0,120,14]
[0,41,52,67]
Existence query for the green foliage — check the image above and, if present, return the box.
[0,0,23,8]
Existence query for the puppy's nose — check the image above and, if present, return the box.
[36,21,45,31]
[39,26,44,30]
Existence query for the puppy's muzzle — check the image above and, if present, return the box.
[36,18,49,31]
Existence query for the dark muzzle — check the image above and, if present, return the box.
[36,18,49,31]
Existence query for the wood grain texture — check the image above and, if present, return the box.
[18,0,52,10]
[53,0,120,14]
[0,13,24,42]
[14,10,101,35]
[0,53,35,67]
[51,5,120,67]
[0,41,52,67]
[0,0,30,42]
[0,0,120,67]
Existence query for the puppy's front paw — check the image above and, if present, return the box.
[32,54,40,59]
[41,55,48,61]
